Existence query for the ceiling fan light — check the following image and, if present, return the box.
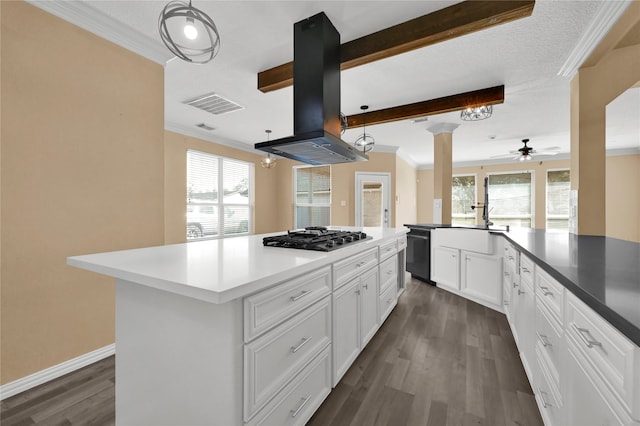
[460,105,492,121]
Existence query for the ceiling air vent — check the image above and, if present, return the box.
[184,92,244,115]
[196,123,215,131]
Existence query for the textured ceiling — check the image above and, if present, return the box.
[60,1,638,166]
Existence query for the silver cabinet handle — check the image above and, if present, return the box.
[522,267,530,274]
[363,283,369,290]
[518,289,525,295]
[355,289,361,295]
[386,298,393,305]
[504,271,509,276]
[539,286,553,297]
[356,261,366,267]
[451,254,456,258]
[508,255,514,260]
[571,323,602,348]
[290,290,312,302]
[386,270,394,275]
[513,282,519,288]
[536,332,552,347]
[290,337,312,353]
[503,300,509,306]
[290,395,311,417]
[537,387,552,408]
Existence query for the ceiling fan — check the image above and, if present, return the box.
[491,139,560,161]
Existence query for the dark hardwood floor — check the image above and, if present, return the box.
[1,278,542,426]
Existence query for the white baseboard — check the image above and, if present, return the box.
[0,343,115,400]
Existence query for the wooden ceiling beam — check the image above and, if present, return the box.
[257,1,534,93]
[345,85,504,128]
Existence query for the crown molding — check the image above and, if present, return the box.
[165,121,263,156]
[557,0,632,78]
[26,0,173,65]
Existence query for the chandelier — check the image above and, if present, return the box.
[460,105,492,121]
[158,0,221,64]
[353,105,375,153]
[260,130,277,169]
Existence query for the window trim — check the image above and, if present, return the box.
[486,170,536,228]
[186,149,254,240]
[451,173,477,225]
[546,168,570,231]
[293,164,332,229]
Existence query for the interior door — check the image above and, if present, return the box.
[355,172,391,227]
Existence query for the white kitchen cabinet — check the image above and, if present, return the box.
[566,337,639,426]
[432,246,459,290]
[461,251,502,306]
[513,266,535,381]
[332,266,379,385]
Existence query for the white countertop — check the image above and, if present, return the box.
[67,227,408,304]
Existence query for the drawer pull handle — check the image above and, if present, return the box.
[387,298,393,305]
[571,323,602,348]
[356,261,366,268]
[290,337,312,353]
[536,332,552,347]
[518,289,525,295]
[355,289,361,295]
[537,387,552,408]
[522,267,530,274]
[451,254,456,258]
[503,300,509,306]
[508,255,514,260]
[513,282,519,289]
[539,286,553,296]
[386,270,394,275]
[290,290,312,302]
[290,395,311,418]
[504,272,509,276]
[363,283,369,290]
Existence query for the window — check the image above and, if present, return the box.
[488,172,533,228]
[187,150,252,240]
[452,174,477,225]
[547,169,570,230]
[294,165,331,229]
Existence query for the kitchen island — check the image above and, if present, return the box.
[68,227,408,426]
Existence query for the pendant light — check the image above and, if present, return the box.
[260,130,277,169]
[158,0,221,64]
[460,105,492,121]
[353,105,375,153]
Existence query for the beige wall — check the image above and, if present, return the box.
[417,169,434,224]
[606,154,640,242]
[570,2,640,236]
[164,131,281,244]
[1,2,164,384]
[395,155,417,227]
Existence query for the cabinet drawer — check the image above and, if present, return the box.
[379,239,397,261]
[519,253,535,283]
[333,247,378,290]
[379,283,397,323]
[247,346,332,426]
[535,268,564,324]
[379,254,397,294]
[244,266,331,342]
[566,292,640,418]
[535,301,564,390]
[397,235,407,251]
[244,297,331,420]
[535,345,564,426]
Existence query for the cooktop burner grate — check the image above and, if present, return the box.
[263,227,371,251]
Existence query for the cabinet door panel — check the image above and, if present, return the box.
[461,251,502,306]
[360,268,379,349]
[332,278,360,385]
[432,247,459,290]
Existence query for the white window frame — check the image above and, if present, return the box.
[451,173,477,226]
[546,168,570,232]
[293,164,331,229]
[486,170,535,228]
[186,149,254,240]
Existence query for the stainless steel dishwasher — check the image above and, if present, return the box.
[406,227,434,284]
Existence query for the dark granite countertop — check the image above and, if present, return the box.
[405,224,640,346]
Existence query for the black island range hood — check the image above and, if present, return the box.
[255,12,368,165]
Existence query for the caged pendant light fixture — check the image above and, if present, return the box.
[460,105,492,121]
[260,130,277,169]
[158,0,221,64]
[353,105,375,153]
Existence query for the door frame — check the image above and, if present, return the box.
[355,172,391,227]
